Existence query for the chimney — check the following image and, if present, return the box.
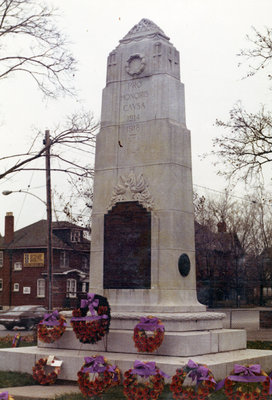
[4,212,14,244]
[217,220,227,233]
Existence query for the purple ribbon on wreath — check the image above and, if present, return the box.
[40,310,66,326]
[82,356,107,373]
[108,365,119,381]
[132,360,170,378]
[71,293,108,322]
[81,293,99,316]
[135,317,165,332]
[216,364,272,394]
[0,391,9,400]
[187,360,216,386]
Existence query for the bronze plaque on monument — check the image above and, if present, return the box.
[104,201,151,289]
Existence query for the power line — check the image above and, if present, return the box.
[193,183,272,205]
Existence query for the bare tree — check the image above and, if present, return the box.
[1,111,98,181]
[194,185,272,306]
[212,26,272,184]
[56,175,94,228]
[213,103,272,183]
[194,190,245,307]
[238,26,272,80]
[0,0,76,97]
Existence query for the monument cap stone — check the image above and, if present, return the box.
[106,18,180,85]
[120,18,170,43]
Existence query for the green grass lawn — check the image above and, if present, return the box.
[54,385,174,400]
[0,333,36,348]
[247,340,272,350]
[0,371,35,388]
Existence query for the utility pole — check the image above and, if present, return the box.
[45,130,53,311]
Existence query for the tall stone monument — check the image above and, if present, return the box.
[89,19,204,313]
[2,19,272,382]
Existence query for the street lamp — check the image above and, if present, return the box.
[2,190,47,205]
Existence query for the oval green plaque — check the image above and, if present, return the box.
[178,253,190,277]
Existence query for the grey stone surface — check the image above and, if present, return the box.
[211,308,260,330]
[89,18,203,312]
[1,346,272,382]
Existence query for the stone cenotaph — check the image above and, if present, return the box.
[86,19,271,371]
[87,18,246,361]
[90,18,205,313]
[1,19,272,382]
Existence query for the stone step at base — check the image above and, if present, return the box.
[62,310,226,332]
[1,346,272,381]
[39,328,246,357]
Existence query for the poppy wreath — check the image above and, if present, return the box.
[77,355,121,398]
[216,364,272,400]
[0,391,14,400]
[32,357,60,385]
[71,293,111,344]
[133,316,165,353]
[170,359,216,400]
[123,360,169,400]
[38,310,67,343]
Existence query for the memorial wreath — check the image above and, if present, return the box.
[216,364,272,400]
[77,355,121,398]
[170,359,216,400]
[38,310,67,343]
[32,357,60,385]
[71,293,111,344]
[133,316,165,352]
[123,360,168,400]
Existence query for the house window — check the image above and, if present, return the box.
[82,282,87,293]
[37,279,45,298]
[14,262,22,271]
[13,283,19,292]
[66,279,77,298]
[60,251,69,268]
[70,230,81,243]
[82,256,89,269]
[0,251,3,267]
[0,279,2,291]
[23,287,31,294]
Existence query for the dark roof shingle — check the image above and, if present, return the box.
[0,220,90,250]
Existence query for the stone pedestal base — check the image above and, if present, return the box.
[38,311,246,357]
[2,346,272,382]
[1,311,271,382]
[38,327,246,357]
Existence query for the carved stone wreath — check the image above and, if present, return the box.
[125,54,146,76]
[108,172,154,211]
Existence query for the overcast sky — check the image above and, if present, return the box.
[1,0,272,234]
